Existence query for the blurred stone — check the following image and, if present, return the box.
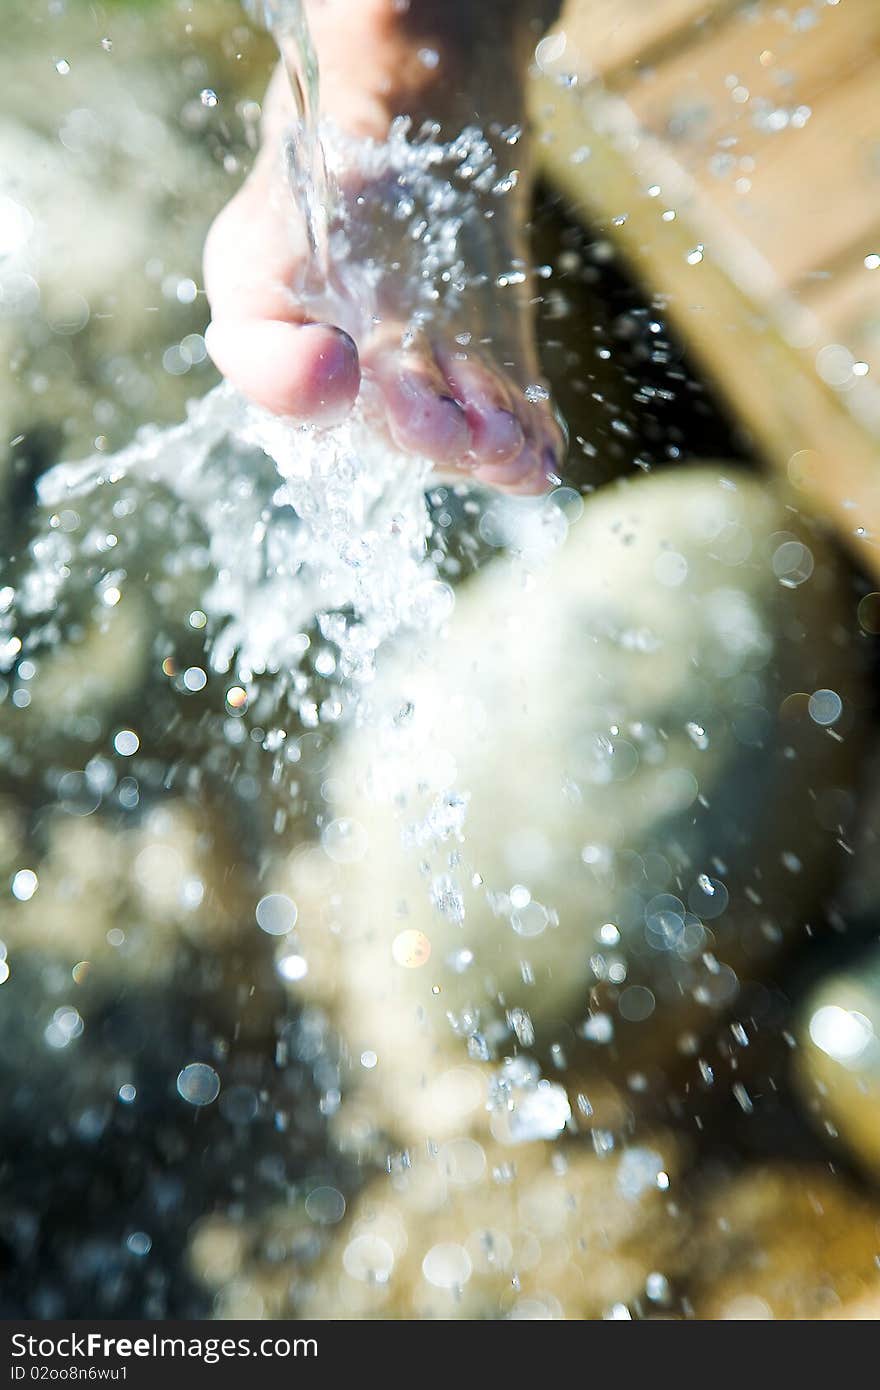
[296,465,868,1149]
[210,1128,690,1320]
[687,1165,880,1319]
[794,946,880,1177]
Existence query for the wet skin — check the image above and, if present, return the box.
[204,0,565,492]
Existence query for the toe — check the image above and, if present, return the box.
[436,347,566,491]
[205,319,360,422]
[367,348,470,464]
[435,350,524,467]
[204,159,362,423]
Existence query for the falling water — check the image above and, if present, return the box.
[245,0,331,279]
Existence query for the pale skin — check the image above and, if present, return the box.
[204,0,564,493]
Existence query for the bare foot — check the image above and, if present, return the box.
[204,0,564,493]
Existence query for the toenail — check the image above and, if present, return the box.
[307,324,359,379]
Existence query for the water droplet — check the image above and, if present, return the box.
[686,721,709,750]
[113,729,139,757]
[255,893,298,936]
[176,1062,221,1106]
[321,817,368,863]
[277,952,308,982]
[182,666,207,692]
[392,929,431,968]
[524,383,550,404]
[808,688,842,726]
[45,1007,84,1049]
[11,869,37,902]
[582,1012,613,1044]
[422,1243,472,1290]
[343,1234,394,1283]
[305,1186,346,1224]
[809,1004,874,1062]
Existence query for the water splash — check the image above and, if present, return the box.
[34,384,439,694]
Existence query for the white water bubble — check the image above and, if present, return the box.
[255,893,297,936]
[321,817,368,863]
[688,875,729,919]
[582,1012,613,1044]
[809,1004,874,1063]
[45,1007,83,1049]
[808,688,842,726]
[772,539,814,587]
[685,720,709,750]
[816,343,855,388]
[605,1303,633,1320]
[511,899,549,938]
[277,952,308,982]
[535,31,567,69]
[343,1234,394,1284]
[305,1186,346,1225]
[113,729,140,757]
[11,869,37,902]
[654,550,688,586]
[502,1079,571,1143]
[183,666,207,692]
[619,986,655,1022]
[391,929,431,968]
[617,1147,665,1200]
[439,1138,486,1186]
[176,1062,221,1106]
[422,1243,472,1290]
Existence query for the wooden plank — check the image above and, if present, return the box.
[677,63,880,287]
[534,0,880,581]
[801,240,880,357]
[557,0,880,288]
[549,0,727,81]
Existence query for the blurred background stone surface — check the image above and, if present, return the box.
[0,1,272,491]
[299,466,870,1148]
